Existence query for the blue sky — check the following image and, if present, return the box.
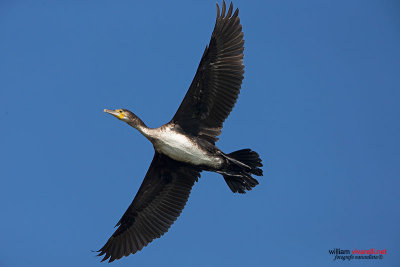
[1,1,399,266]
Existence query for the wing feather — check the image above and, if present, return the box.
[98,153,200,262]
[172,0,244,143]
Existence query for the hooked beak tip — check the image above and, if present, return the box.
[104,109,120,118]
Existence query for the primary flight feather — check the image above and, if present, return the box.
[99,1,263,262]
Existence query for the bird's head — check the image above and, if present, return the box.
[104,109,142,125]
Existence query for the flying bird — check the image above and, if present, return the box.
[99,1,263,262]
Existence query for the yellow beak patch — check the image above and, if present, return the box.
[116,109,125,119]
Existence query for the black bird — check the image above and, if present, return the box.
[99,1,263,262]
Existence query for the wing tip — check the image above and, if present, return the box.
[96,248,110,262]
[216,1,238,19]
[227,2,233,17]
[221,1,226,17]
[96,247,122,263]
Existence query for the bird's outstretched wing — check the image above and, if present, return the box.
[98,153,200,262]
[171,1,244,143]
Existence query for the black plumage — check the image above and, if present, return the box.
[98,153,199,262]
[172,2,244,143]
[99,1,263,262]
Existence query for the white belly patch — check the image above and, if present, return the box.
[152,129,222,168]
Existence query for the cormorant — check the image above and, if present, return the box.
[99,1,263,262]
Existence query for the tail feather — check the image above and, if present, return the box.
[223,173,259,194]
[222,149,263,194]
[228,149,263,176]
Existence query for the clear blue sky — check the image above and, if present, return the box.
[1,1,399,266]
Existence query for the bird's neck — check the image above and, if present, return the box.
[128,119,154,141]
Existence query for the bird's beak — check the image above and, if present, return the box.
[104,109,123,119]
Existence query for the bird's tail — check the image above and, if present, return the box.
[220,149,263,194]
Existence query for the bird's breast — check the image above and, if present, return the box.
[152,129,222,168]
